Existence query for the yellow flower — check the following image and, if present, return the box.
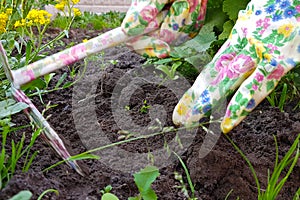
[55,2,66,11]
[82,39,88,43]
[278,23,294,38]
[73,8,81,16]
[26,9,52,26]
[0,12,9,33]
[14,20,22,28]
[71,0,80,4]
[6,8,12,15]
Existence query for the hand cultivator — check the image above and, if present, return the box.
[0,27,134,175]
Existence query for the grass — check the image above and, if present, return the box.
[0,124,40,189]
[51,11,125,30]
[225,134,300,199]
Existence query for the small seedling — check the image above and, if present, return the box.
[140,100,151,114]
[173,152,197,200]
[100,185,119,200]
[125,105,130,111]
[109,59,119,65]
[129,165,160,200]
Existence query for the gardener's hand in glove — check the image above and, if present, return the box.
[121,0,208,58]
[173,0,300,133]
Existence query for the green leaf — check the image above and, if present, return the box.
[219,20,234,40]
[205,6,228,31]
[0,101,28,119]
[63,82,73,89]
[184,24,216,53]
[44,73,55,86]
[133,166,160,200]
[55,72,67,88]
[207,0,223,9]
[223,0,250,20]
[184,52,211,68]
[128,197,139,200]
[101,193,119,200]
[8,190,32,200]
[25,41,33,65]
[21,78,46,91]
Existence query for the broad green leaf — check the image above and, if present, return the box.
[0,99,15,107]
[184,52,211,68]
[141,188,157,200]
[21,78,46,91]
[223,0,250,21]
[8,190,32,200]
[0,102,28,119]
[207,0,223,9]
[205,6,228,31]
[44,73,55,86]
[133,166,160,200]
[101,193,119,200]
[184,24,216,53]
[219,20,234,40]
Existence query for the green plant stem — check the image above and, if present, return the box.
[43,121,215,172]
[173,151,195,198]
[37,189,59,200]
[225,134,261,196]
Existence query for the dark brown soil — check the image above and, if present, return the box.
[0,28,299,200]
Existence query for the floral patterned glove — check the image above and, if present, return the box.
[173,0,300,133]
[121,0,207,58]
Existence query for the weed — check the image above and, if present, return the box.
[37,189,59,200]
[173,152,197,200]
[8,190,32,200]
[100,185,119,200]
[51,11,125,30]
[140,100,151,114]
[225,134,300,199]
[267,64,300,111]
[0,124,40,189]
[129,165,160,200]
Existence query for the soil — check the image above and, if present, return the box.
[0,28,299,200]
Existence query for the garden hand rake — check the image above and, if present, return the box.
[0,27,135,175]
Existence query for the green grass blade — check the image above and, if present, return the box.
[225,135,261,196]
[262,134,300,199]
[173,151,195,197]
[23,151,38,172]
[278,83,287,112]
[293,187,300,200]
[273,138,299,197]
[37,189,59,200]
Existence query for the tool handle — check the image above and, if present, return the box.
[12,27,131,87]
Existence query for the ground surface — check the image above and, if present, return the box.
[0,28,299,200]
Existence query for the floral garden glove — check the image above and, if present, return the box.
[121,0,207,58]
[173,0,300,133]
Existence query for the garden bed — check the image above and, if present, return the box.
[0,28,299,200]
